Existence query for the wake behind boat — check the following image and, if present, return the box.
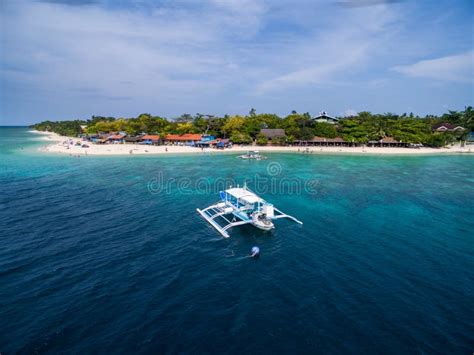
[197,184,302,238]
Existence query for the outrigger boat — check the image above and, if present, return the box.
[238,150,267,160]
[197,184,302,238]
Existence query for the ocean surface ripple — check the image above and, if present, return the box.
[1,128,473,354]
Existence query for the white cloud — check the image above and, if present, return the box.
[1,0,472,122]
[1,1,234,101]
[392,51,474,83]
[255,4,399,93]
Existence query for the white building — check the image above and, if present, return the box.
[313,111,339,124]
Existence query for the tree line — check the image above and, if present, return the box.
[31,107,473,147]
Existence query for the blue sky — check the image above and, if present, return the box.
[0,0,473,125]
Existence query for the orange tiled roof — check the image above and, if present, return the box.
[183,134,202,140]
[165,134,202,141]
[108,134,125,139]
[142,135,160,140]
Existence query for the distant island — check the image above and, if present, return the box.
[32,107,473,149]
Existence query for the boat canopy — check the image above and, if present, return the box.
[225,187,263,204]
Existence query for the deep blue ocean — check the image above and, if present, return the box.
[1,127,473,354]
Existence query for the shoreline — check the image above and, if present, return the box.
[33,130,473,157]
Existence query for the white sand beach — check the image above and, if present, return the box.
[35,131,472,156]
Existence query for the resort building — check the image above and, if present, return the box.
[195,135,214,147]
[140,135,161,145]
[295,136,410,147]
[107,133,126,144]
[313,111,339,124]
[198,135,216,143]
[432,123,465,132]
[295,136,355,146]
[367,137,409,147]
[260,129,286,142]
[91,136,108,144]
[124,135,143,144]
[196,138,231,149]
[164,133,202,145]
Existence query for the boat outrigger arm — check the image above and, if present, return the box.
[197,185,303,238]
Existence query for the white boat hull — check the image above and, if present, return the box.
[252,221,274,231]
[252,213,274,231]
[238,151,267,160]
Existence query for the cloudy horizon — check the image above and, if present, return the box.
[1,0,473,125]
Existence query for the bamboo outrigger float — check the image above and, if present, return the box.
[197,184,303,238]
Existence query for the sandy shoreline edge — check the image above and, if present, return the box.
[31,130,473,156]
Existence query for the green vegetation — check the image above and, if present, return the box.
[32,120,86,137]
[255,134,269,146]
[31,107,473,147]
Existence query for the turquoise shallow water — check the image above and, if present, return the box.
[1,127,473,353]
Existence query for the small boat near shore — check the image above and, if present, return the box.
[197,184,302,238]
[238,150,267,160]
